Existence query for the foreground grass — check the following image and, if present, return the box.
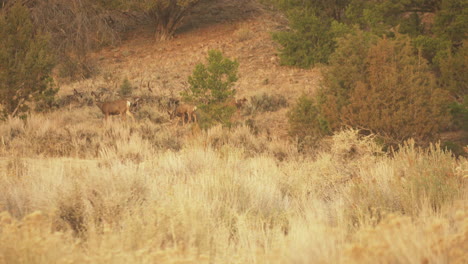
[0,114,467,264]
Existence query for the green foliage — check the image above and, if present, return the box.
[183,50,239,128]
[119,78,133,96]
[433,0,468,46]
[436,42,468,98]
[289,29,452,145]
[346,0,440,36]
[320,28,378,112]
[287,95,330,147]
[412,35,451,65]
[448,97,468,131]
[34,83,60,113]
[272,10,349,68]
[321,33,451,143]
[262,0,350,20]
[0,3,56,118]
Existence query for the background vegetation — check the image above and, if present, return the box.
[267,0,467,148]
[0,0,466,263]
[182,49,239,129]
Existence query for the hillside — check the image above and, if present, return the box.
[1,1,466,264]
[58,0,322,138]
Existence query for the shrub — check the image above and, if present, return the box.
[272,10,347,68]
[433,0,468,46]
[119,78,133,96]
[287,95,330,151]
[436,42,467,99]
[247,93,288,114]
[447,97,468,131]
[320,32,451,143]
[347,140,464,221]
[182,49,239,128]
[32,0,125,80]
[0,3,56,118]
[135,0,201,40]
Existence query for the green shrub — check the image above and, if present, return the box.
[119,78,133,96]
[436,42,467,99]
[289,30,452,146]
[320,32,451,143]
[287,95,330,150]
[182,50,239,129]
[272,10,348,68]
[57,56,96,80]
[433,0,468,46]
[448,97,468,131]
[0,3,56,118]
[412,35,451,65]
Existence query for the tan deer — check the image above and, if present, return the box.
[226,97,248,117]
[91,91,135,121]
[168,103,197,126]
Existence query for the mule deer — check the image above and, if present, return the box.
[91,91,135,121]
[226,97,248,117]
[168,103,197,126]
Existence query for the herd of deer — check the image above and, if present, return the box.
[85,90,248,126]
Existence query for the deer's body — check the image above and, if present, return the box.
[92,91,135,121]
[96,99,134,121]
[169,103,197,125]
[226,97,247,116]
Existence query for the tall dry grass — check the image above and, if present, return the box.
[0,113,467,264]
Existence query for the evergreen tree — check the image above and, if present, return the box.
[0,3,56,118]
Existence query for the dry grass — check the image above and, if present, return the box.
[1,1,466,263]
[0,114,466,263]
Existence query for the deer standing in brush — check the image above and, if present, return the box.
[227,97,248,117]
[168,102,197,126]
[91,91,136,121]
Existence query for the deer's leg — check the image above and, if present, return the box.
[126,111,135,121]
[192,112,197,123]
[186,112,192,124]
[174,116,181,127]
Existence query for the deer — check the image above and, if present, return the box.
[91,91,135,122]
[226,97,248,117]
[168,103,197,126]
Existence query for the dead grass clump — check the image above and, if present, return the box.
[57,186,88,236]
[0,211,77,264]
[136,104,168,123]
[246,93,288,115]
[234,25,255,42]
[344,208,468,264]
[195,125,293,160]
[345,139,466,227]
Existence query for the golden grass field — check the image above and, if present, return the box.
[1,1,467,263]
[0,111,466,263]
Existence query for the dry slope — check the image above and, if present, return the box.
[60,0,322,138]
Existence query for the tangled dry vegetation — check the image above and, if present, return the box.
[0,111,466,263]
